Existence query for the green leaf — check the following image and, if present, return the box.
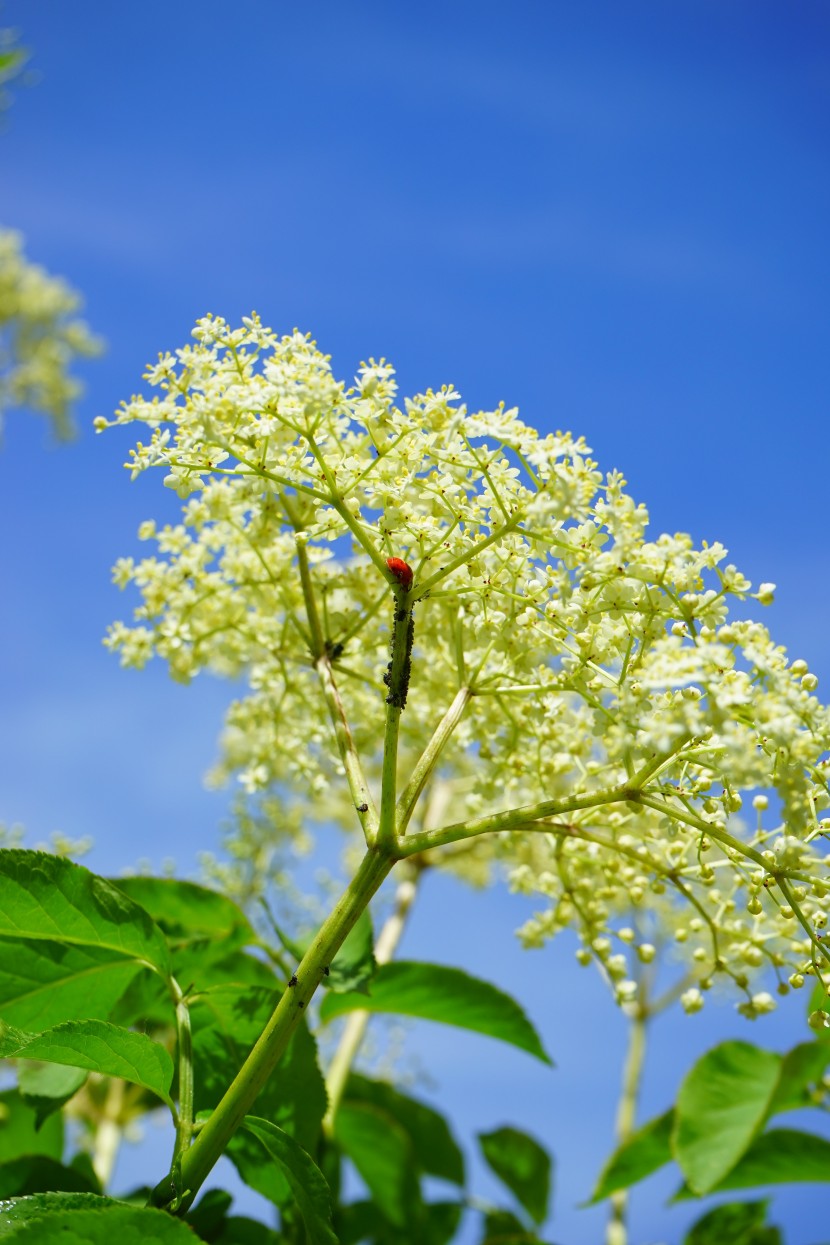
[0,1193,200,1240]
[273,911,376,996]
[338,1198,463,1245]
[768,1042,829,1114]
[334,1100,422,1229]
[110,876,255,950]
[0,1155,98,1198]
[0,939,143,1030]
[17,1063,87,1129]
[0,1020,173,1107]
[173,942,278,993]
[242,1117,338,1245]
[319,962,552,1064]
[0,1090,63,1164]
[185,1188,233,1238]
[326,910,376,994]
[212,1218,282,1244]
[191,985,327,1206]
[479,1126,551,1226]
[420,1201,464,1245]
[590,1109,674,1202]
[675,1129,830,1197]
[192,985,326,1151]
[480,1209,555,1244]
[0,851,170,976]
[337,1200,392,1245]
[672,1042,781,1194]
[682,1199,779,1245]
[346,1073,465,1185]
[105,969,173,1031]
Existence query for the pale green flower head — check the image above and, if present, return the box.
[0,228,102,439]
[103,315,830,1013]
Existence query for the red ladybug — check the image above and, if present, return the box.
[386,557,413,591]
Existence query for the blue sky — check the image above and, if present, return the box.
[2,3,830,1241]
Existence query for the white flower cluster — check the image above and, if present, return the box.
[102,315,830,1014]
[0,228,102,439]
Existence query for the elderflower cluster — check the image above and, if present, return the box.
[101,315,830,1015]
[0,228,102,439]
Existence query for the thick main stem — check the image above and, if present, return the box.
[378,584,413,846]
[150,846,396,1215]
[323,863,421,1131]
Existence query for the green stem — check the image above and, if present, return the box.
[397,784,633,856]
[378,585,414,847]
[323,862,422,1132]
[397,687,472,836]
[316,652,378,842]
[777,875,830,971]
[294,526,377,840]
[303,430,389,577]
[416,513,522,597]
[633,791,772,873]
[150,846,396,1215]
[606,998,648,1245]
[293,532,325,658]
[171,981,194,1166]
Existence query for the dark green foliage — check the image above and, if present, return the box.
[479,1126,552,1226]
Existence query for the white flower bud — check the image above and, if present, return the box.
[681,988,704,1014]
[751,991,776,1014]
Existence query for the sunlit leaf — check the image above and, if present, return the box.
[0,1091,63,1164]
[674,1129,830,1197]
[672,1042,782,1194]
[590,1109,673,1202]
[0,940,142,1031]
[17,1063,87,1129]
[110,876,255,950]
[243,1117,338,1245]
[0,851,169,976]
[319,962,551,1064]
[0,1193,199,1240]
[768,1042,829,1114]
[0,1020,173,1107]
